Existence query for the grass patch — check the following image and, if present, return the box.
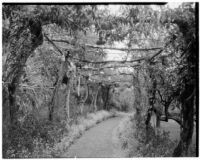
[116,114,180,157]
[116,115,136,156]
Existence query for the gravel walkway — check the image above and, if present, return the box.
[61,116,125,158]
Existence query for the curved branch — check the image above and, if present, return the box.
[47,39,71,45]
[160,113,182,127]
[156,89,165,104]
[44,34,64,56]
[149,49,163,60]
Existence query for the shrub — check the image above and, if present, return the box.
[4,113,69,158]
[4,114,41,158]
[117,113,178,157]
[4,110,115,158]
[133,113,177,157]
[120,100,130,112]
[187,143,196,157]
[117,116,133,150]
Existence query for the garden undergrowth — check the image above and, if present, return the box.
[4,110,115,158]
[116,113,179,157]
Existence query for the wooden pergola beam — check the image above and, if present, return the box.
[75,56,146,64]
[75,48,163,64]
[46,38,163,52]
[85,44,163,52]
[90,73,133,77]
[80,64,140,71]
[88,79,132,84]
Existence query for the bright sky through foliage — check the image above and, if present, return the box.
[105,2,183,61]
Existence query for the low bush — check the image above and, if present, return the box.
[120,100,130,112]
[4,110,115,158]
[116,116,134,150]
[117,113,178,157]
[133,113,178,157]
[4,113,69,158]
[187,143,196,157]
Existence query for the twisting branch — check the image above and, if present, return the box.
[186,88,196,101]
[160,113,182,127]
[47,39,71,44]
[149,49,164,60]
[156,89,165,103]
[44,34,64,56]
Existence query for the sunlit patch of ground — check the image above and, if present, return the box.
[160,120,196,144]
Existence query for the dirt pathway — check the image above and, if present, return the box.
[61,116,125,158]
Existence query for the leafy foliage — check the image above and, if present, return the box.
[133,114,177,157]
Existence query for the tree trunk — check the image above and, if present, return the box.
[8,83,19,125]
[80,79,89,114]
[145,108,152,143]
[49,59,68,121]
[77,76,80,97]
[156,114,160,127]
[66,86,71,119]
[133,70,142,115]
[102,85,110,110]
[94,85,100,112]
[164,102,170,121]
[173,84,194,157]
[3,18,43,126]
[85,83,90,104]
[90,94,95,110]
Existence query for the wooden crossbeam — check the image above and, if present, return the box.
[46,39,163,52]
[80,64,140,70]
[85,44,163,52]
[74,48,163,64]
[91,73,133,76]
